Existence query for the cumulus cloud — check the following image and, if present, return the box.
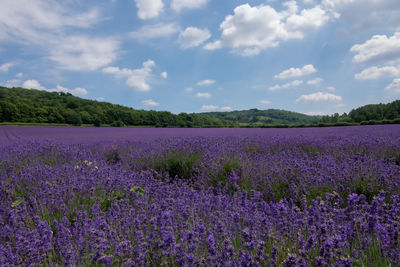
[296,92,342,103]
[134,0,164,20]
[22,80,46,90]
[269,80,303,91]
[179,27,211,49]
[0,79,21,88]
[327,86,336,91]
[130,23,180,40]
[0,62,14,72]
[286,5,330,33]
[260,99,271,105]
[385,78,400,94]
[204,2,330,55]
[350,32,400,65]
[196,92,211,98]
[53,85,88,96]
[268,85,281,91]
[275,64,317,79]
[185,87,194,92]
[355,65,400,80]
[307,77,323,85]
[21,80,88,96]
[142,99,160,106]
[201,105,218,111]
[161,72,168,79]
[103,60,156,91]
[283,80,303,88]
[171,0,209,12]
[220,106,232,111]
[197,79,215,86]
[16,72,23,78]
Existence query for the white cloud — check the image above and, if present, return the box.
[196,92,211,98]
[241,48,261,56]
[268,85,281,91]
[283,80,303,88]
[96,97,105,101]
[103,66,131,77]
[350,32,400,65]
[0,0,100,43]
[275,64,317,79]
[201,105,218,111]
[269,80,303,91]
[134,0,164,20]
[103,60,156,91]
[307,77,323,85]
[185,87,194,92]
[0,1,119,71]
[130,23,180,40]
[322,0,400,32]
[126,60,155,92]
[53,85,88,96]
[1,79,21,88]
[305,111,326,116]
[221,106,232,111]
[260,99,271,105]
[49,36,119,71]
[142,99,160,106]
[385,78,400,94]
[296,92,342,103]
[204,2,330,55]
[286,5,330,33]
[327,86,336,91]
[197,79,215,86]
[0,62,14,72]
[161,72,168,79]
[354,65,400,80]
[22,80,46,90]
[21,80,88,96]
[16,72,23,78]
[171,0,209,12]
[179,27,211,49]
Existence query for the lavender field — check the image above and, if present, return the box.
[0,125,400,266]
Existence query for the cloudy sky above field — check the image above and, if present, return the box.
[0,0,400,115]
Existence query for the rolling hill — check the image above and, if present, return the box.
[0,86,234,127]
[202,109,321,125]
[1,86,399,127]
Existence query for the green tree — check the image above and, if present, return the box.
[63,109,82,126]
[0,101,19,122]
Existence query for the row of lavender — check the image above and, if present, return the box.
[0,126,400,265]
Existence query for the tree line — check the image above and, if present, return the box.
[0,87,235,127]
[320,100,400,125]
[203,108,320,125]
[1,86,399,127]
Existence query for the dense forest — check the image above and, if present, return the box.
[320,100,400,124]
[0,86,399,127]
[0,87,235,127]
[202,109,320,125]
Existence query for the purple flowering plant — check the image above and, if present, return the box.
[0,125,399,266]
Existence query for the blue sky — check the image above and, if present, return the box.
[0,0,400,115]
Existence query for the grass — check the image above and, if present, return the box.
[152,150,202,181]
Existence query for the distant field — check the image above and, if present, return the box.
[1,125,399,265]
